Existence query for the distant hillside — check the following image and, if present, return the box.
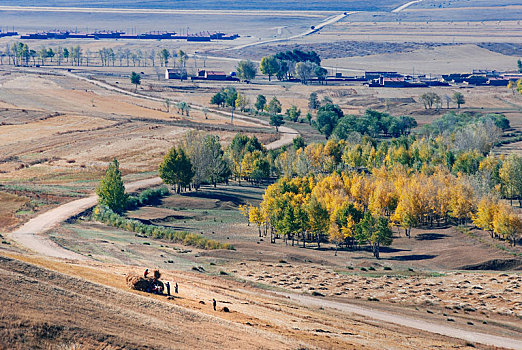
[1,0,406,12]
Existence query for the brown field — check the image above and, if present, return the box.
[0,250,518,350]
[2,5,522,348]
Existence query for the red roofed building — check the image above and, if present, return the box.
[198,70,227,80]
[379,76,406,87]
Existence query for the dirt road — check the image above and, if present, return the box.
[9,177,163,260]
[392,0,424,13]
[277,291,522,350]
[6,66,297,259]
[228,12,352,51]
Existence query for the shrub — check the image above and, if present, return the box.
[92,205,232,250]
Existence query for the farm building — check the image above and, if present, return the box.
[165,68,187,80]
[198,70,227,80]
[365,71,401,80]
[379,77,406,87]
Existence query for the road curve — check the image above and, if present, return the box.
[392,0,424,13]
[56,69,299,147]
[277,292,522,350]
[9,177,163,260]
[6,67,298,259]
[227,12,352,51]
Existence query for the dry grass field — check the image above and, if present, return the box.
[0,250,517,350]
[1,2,522,348]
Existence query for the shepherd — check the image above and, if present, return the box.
[212,298,217,311]
[144,268,149,278]
[175,282,178,294]
[166,281,171,296]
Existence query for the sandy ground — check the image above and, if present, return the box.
[322,44,519,75]
[231,261,522,318]
[2,252,520,349]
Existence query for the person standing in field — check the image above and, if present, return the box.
[212,298,217,311]
[166,281,170,296]
[144,269,149,278]
[175,282,178,294]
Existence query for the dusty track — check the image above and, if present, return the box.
[392,0,424,13]
[228,12,353,51]
[278,291,522,350]
[6,68,298,259]
[9,177,163,260]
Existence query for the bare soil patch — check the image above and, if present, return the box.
[0,192,29,231]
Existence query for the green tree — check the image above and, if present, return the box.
[306,112,313,125]
[177,49,188,68]
[130,72,141,92]
[285,105,301,122]
[316,103,344,139]
[96,159,128,213]
[453,92,465,109]
[159,48,170,66]
[420,92,439,109]
[236,60,257,81]
[268,97,282,115]
[63,47,69,63]
[370,216,393,258]
[229,133,249,184]
[270,114,284,132]
[159,146,194,193]
[210,91,226,107]
[260,55,279,81]
[47,48,55,62]
[255,94,266,112]
[314,66,328,85]
[308,92,320,110]
[356,211,375,247]
[205,135,231,187]
[276,60,289,81]
[292,136,306,150]
[224,87,238,122]
[295,61,315,84]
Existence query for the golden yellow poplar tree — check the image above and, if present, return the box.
[249,205,265,237]
[448,179,475,224]
[493,204,522,246]
[473,196,499,238]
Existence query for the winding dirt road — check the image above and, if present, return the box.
[9,177,163,260]
[228,12,353,51]
[7,131,294,260]
[278,292,522,350]
[392,0,424,13]
[7,67,298,259]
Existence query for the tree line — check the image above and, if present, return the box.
[0,42,202,70]
[420,91,466,110]
[235,48,328,84]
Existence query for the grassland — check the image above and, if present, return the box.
[1,2,522,348]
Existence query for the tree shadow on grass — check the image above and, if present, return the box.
[415,233,449,241]
[183,191,245,206]
[387,254,437,261]
[379,246,411,253]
